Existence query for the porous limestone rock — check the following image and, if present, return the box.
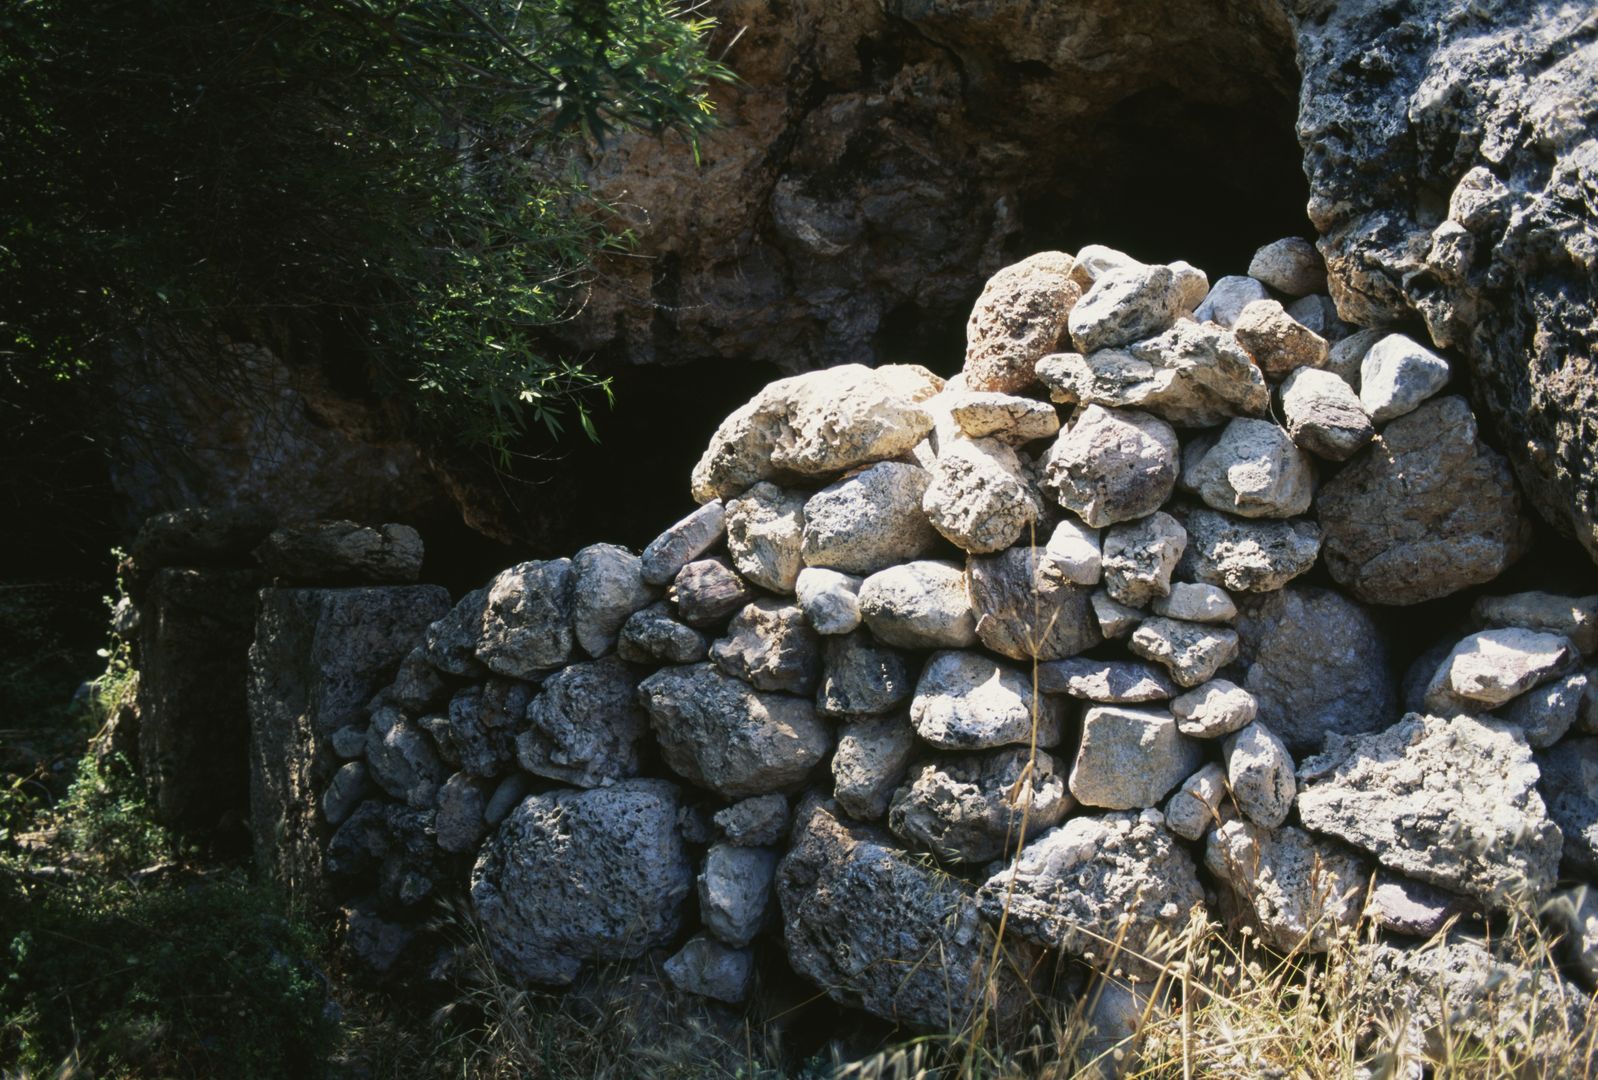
[1068,265,1185,353]
[858,561,977,649]
[664,934,754,1005]
[1205,821,1367,954]
[713,794,790,847]
[1535,737,1598,877]
[1317,396,1530,606]
[476,559,574,679]
[1498,671,1587,748]
[1358,334,1451,426]
[571,544,658,658]
[962,251,1080,393]
[710,600,822,695]
[256,520,423,584]
[1171,679,1258,739]
[1364,873,1475,938]
[922,437,1038,554]
[815,632,915,718]
[1296,713,1562,908]
[365,708,445,808]
[425,683,517,779]
[1232,586,1396,754]
[778,798,1035,1031]
[637,663,830,798]
[616,601,707,665]
[801,461,939,574]
[1070,705,1204,810]
[518,656,647,788]
[910,649,1062,750]
[1422,628,1577,714]
[1176,507,1322,593]
[1231,299,1329,378]
[1040,517,1102,585]
[725,483,807,594]
[1150,582,1236,623]
[671,557,754,628]
[435,772,489,855]
[1069,244,1144,289]
[831,715,916,822]
[699,843,778,947]
[1188,418,1315,519]
[1194,274,1271,327]
[425,586,490,677]
[948,391,1061,444]
[1129,617,1239,688]
[471,779,693,986]
[966,541,1101,661]
[1036,658,1176,704]
[794,567,863,635]
[692,365,943,502]
[1091,591,1143,639]
[1247,237,1326,297]
[1041,406,1180,528]
[1223,722,1295,828]
[1101,512,1187,608]
[1164,763,1229,842]
[978,810,1205,973]
[1473,592,1598,656]
[640,501,727,586]
[1035,320,1270,427]
[1279,367,1373,461]
[887,747,1072,864]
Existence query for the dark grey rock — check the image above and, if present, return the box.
[476,559,575,678]
[519,656,647,788]
[966,541,1101,661]
[641,501,727,586]
[255,520,423,584]
[710,600,822,694]
[887,747,1071,864]
[616,601,708,665]
[671,557,753,628]
[815,632,915,718]
[571,543,659,658]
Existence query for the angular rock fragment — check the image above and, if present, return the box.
[962,251,1080,393]
[816,632,914,718]
[366,707,445,808]
[802,462,939,574]
[471,780,693,986]
[425,586,490,677]
[1205,821,1367,953]
[922,437,1038,554]
[1070,705,1204,809]
[713,794,789,847]
[858,561,977,649]
[778,798,1037,1030]
[518,656,647,788]
[1129,617,1239,688]
[425,684,516,778]
[664,935,754,1005]
[1247,237,1326,297]
[794,567,863,635]
[1101,511,1186,607]
[1171,679,1258,738]
[1069,265,1185,353]
[1535,737,1598,877]
[948,391,1061,443]
[1296,713,1562,908]
[1326,327,1383,389]
[910,649,1062,750]
[1150,582,1235,623]
[700,843,778,947]
[1232,586,1395,754]
[710,600,822,695]
[1279,367,1373,461]
[966,542,1101,661]
[1194,274,1271,327]
[1041,406,1180,527]
[1177,507,1321,593]
[725,483,807,594]
[477,559,574,678]
[1422,628,1576,714]
[1164,763,1229,841]
[435,772,489,854]
[887,747,1072,864]
[1472,592,1598,656]
[1223,722,1295,828]
[616,601,707,664]
[1359,333,1450,425]
[570,544,658,658]
[1284,294,1349,341]
[388,646,451,713]
[1039,517,1102,585]
[637,663,830,798]
[831,715,916,821]
[692,364,943,502]
[1036,657,1175,703]
[256,520,423,584]
[641,501,726,586]
[671,557,753,627]
[1091,590,1143,638]
[1497,671,1587,748]
[1232,299,1329,377]
[978,810,1205,973]
[1069,244,1144,289]
[1364,873,1475,938]
[1187,418,1315,519]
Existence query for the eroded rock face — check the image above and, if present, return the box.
[802,462,939,575]
[1041,406,1180,528]
[1296,0,1598,563]
[887,747,1071,864]
[477,560,575,678]
[518,657,648,788]
[470,780,693,986]
[1205,821,1367,954]
[966,542,1101,661]
[910,649,1062,750]
[1296,713,1562,909]
[1318,397,1531,605]
[962,252,1080,393]
[778,798,1037,1031]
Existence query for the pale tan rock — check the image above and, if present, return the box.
[1232,298,1329,377]
[963,252,1080,393]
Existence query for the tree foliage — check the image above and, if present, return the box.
[0,0,731,460]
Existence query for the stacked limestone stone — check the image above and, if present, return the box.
[309,238,1598,1039]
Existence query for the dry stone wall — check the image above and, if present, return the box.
[279,240,1598,1037]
